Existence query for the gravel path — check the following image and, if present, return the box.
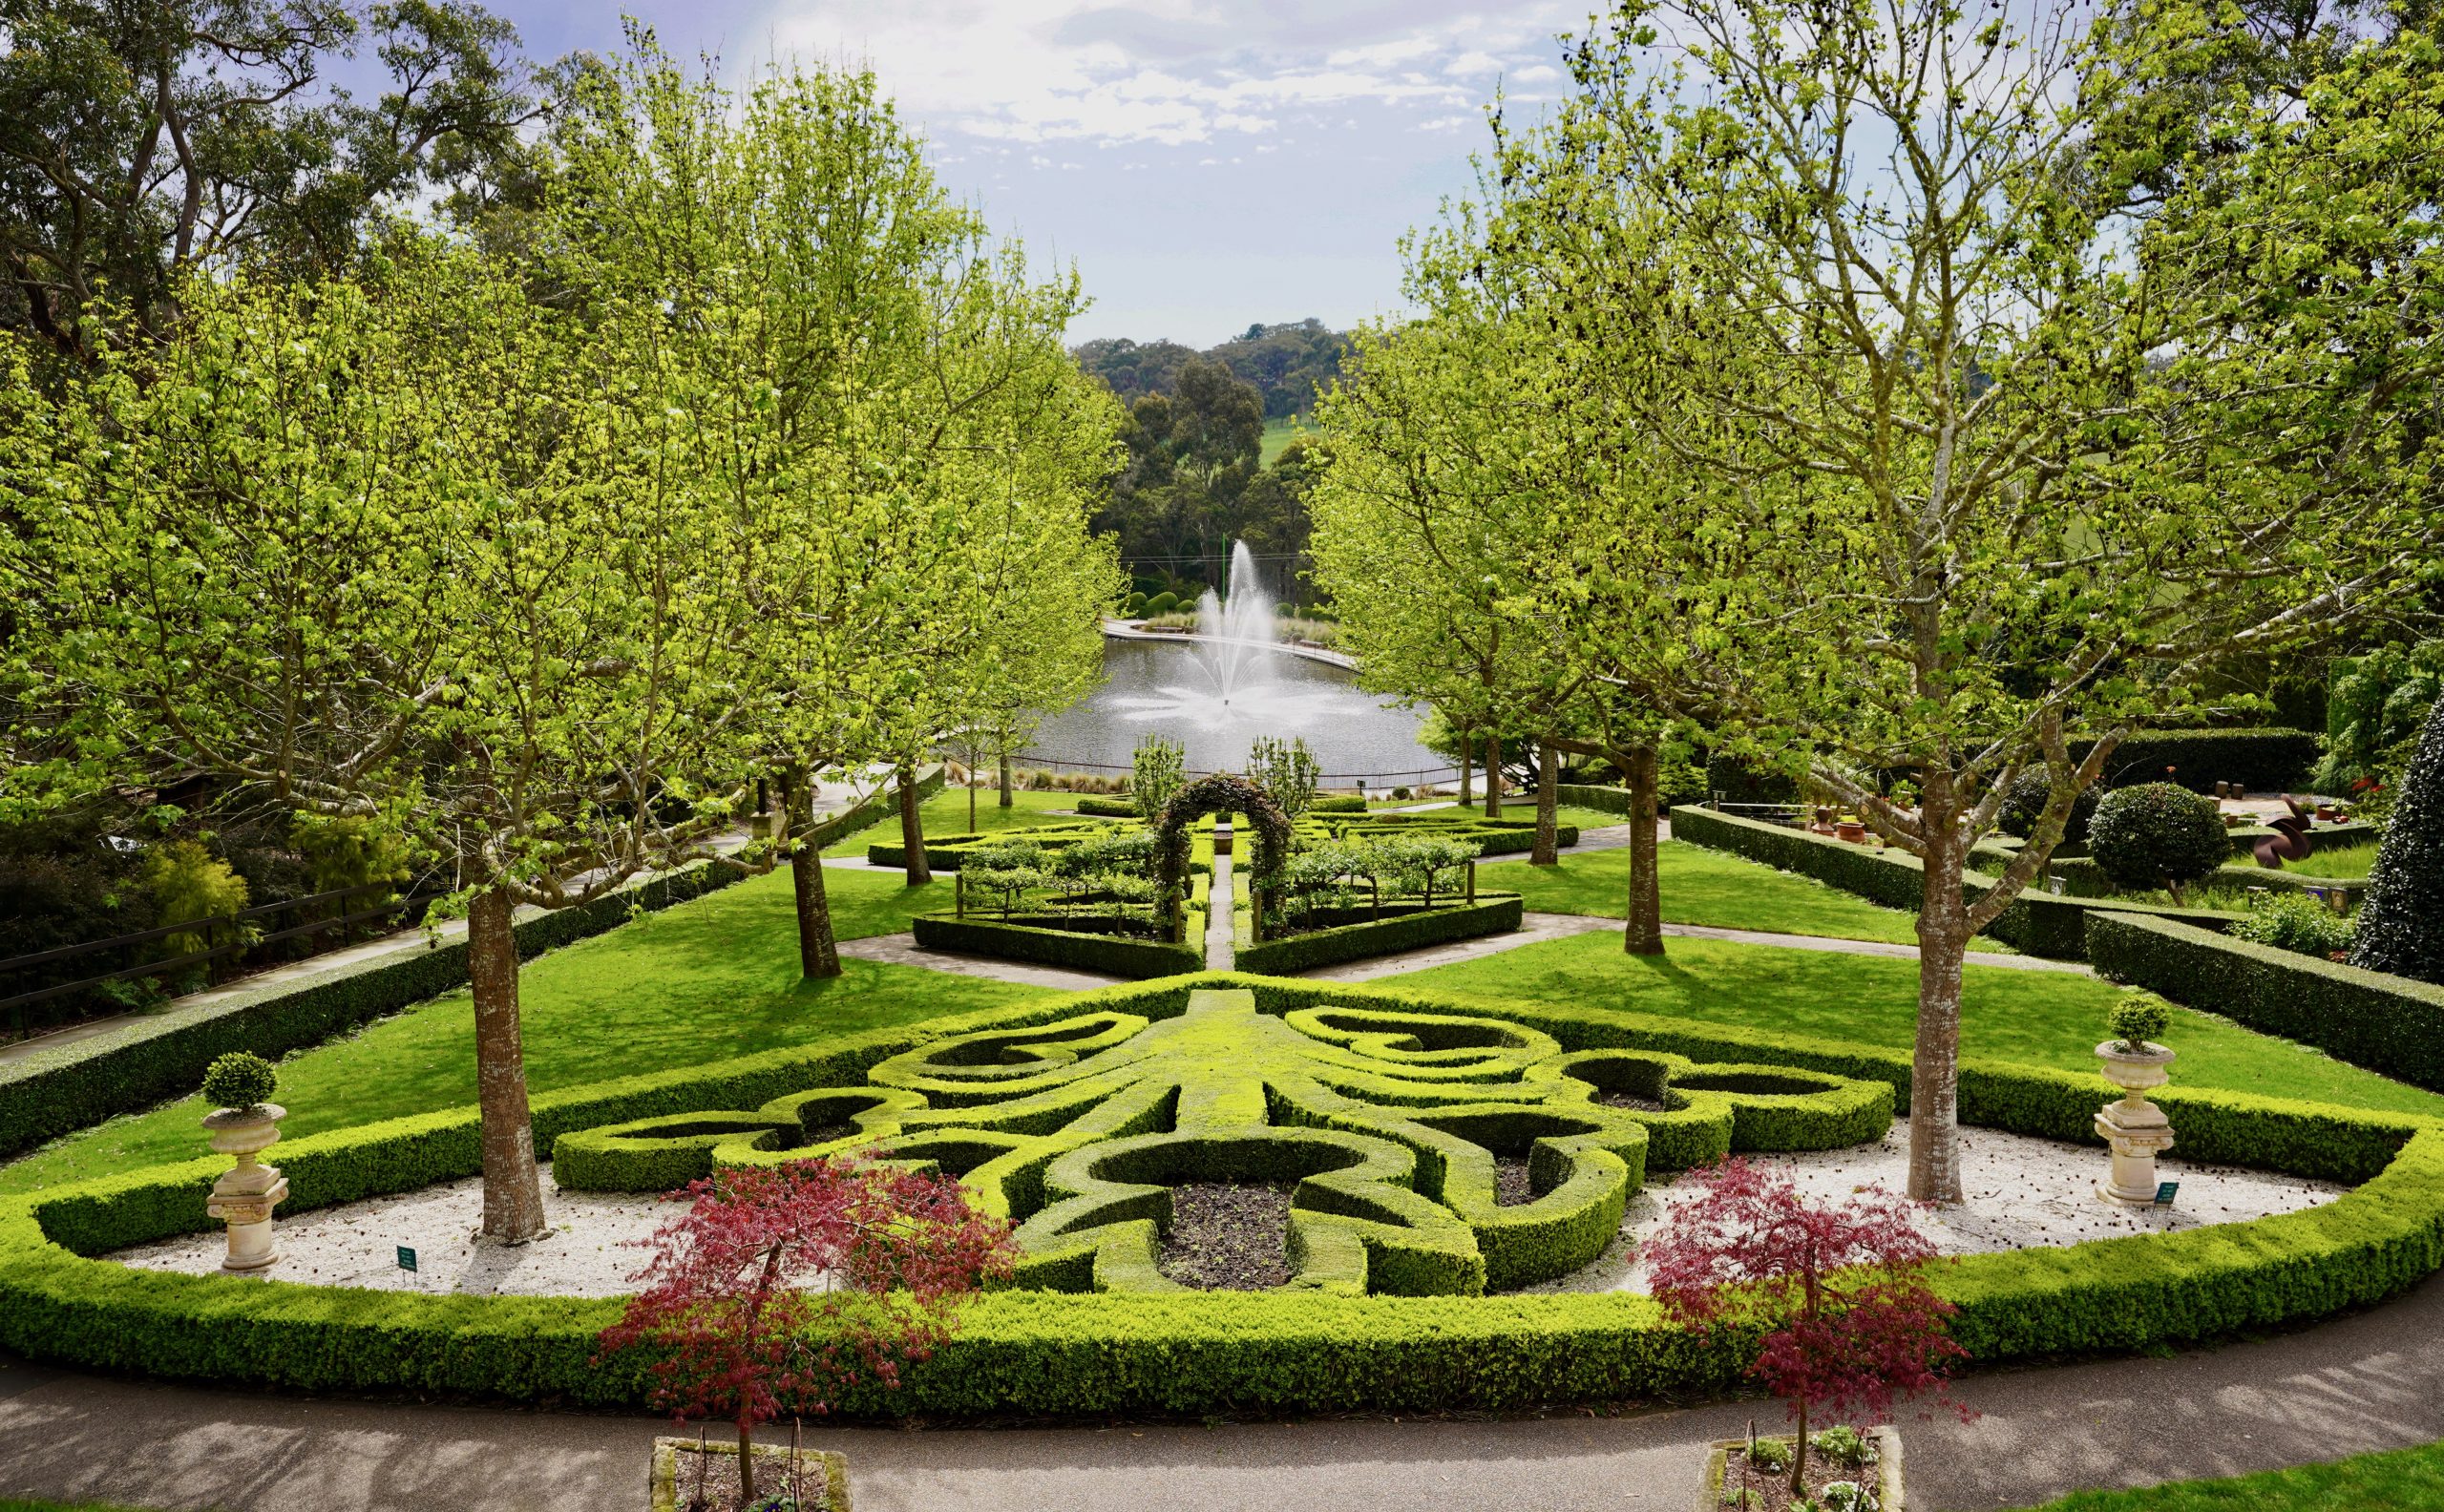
[1515,1116,2344,1295]
[113,1168,675,1296]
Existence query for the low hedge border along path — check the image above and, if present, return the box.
[2091,913,2444,1093]
[1671,805,2241,958]
[6,972,2442,1418]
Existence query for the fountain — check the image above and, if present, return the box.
[1022,540,1441,779]
[1192,541,1285,708]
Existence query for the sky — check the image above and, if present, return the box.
[483,2,1586,346]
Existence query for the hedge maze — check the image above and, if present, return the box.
[555,987,1891,1294]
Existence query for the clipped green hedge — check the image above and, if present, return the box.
[2089,912,2444,1092]
[866,821,1109,871]
[1670,805,2240,959]
[4,973,2438,1418]
[1073,796,1141,818]
[1311,795,1370,814]
[1237,895,1525,975]
[1304,814,1578,858]
[2050,854,2369,906]
[911,912,1200,978]
[0,856,755,1161]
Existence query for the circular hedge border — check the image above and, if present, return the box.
[3,973,2440,1417]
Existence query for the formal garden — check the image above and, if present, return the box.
[4,1,2444,1510]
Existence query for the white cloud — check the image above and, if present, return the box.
[744,0,1576,147]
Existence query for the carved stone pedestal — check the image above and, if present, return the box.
[2095,1042,2176,1206]
[202,1103,288,1273]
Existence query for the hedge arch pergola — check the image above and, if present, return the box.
[1155,773,1293,942]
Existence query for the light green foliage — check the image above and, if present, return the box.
[1485,842,1926,946]
[2318,641,2443,802]
[199,1052,277,1112]
[1246,735,1322,820]
[138,841,250,959]
[1133,736,1188,819]
[2108,994,2172,1053]
[2089,787,2233,900]
[2226,892,2355,961]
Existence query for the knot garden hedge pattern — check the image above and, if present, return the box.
[557,988,1893,1293]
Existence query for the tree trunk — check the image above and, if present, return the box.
[1459,729,1474,807]
[1624,743,1664,955]
[784,767,839,979]
[999,749,1013,808]
[1790,1396,1810,1502]
[1484,735,1503,818]
[896,763,933,887]
[1908,794,1970,1205]
[738,1418,756,1502]
[1531,738,1559,865]
[967,766,979,830]
[467,886,547,1244]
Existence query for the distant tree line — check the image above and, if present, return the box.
[1073,318,1345,420]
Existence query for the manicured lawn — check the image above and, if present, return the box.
[1396,931,2444,1119]
[2014,1438,2444,1510]
[828,787,1090,855]
[0,866,1034,1195]
[1484,840,1928,945]
[1259,414,1311,464]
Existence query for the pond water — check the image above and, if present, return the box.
[1022,637,1445,785]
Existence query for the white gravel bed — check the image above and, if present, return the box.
[1513,1116,2348,1294]
[111,1167,678,1296]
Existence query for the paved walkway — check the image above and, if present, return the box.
[1207,854,1237,972]
[833,934,1119,992]
[8,1263,2444,1512]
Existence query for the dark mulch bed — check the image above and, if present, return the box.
[1493,1156,1537,1206]
[1596,1090,1664,1112]
[669,1445,832,1512]
[1159,1182,1296,1290]
[1721,1439,1880,1510]
[797,1122,854,1147]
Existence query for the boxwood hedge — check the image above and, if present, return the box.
[910,912,1200,978]
[2089,912,2444,1092]
[2,973,2435,1418]
[1670,805,2240,959]
[1236,894,1525,975]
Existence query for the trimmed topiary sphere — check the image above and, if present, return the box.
[2107,992,2171,1052]
[1997,769,2103,847]
[2088,783,2229,898]
[2350,699,2444,985]
[200,1051,278,1111]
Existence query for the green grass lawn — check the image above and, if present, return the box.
[827,787,1091,855]
[1484,840,1928,945]
[2014,1438,2444,1510]
[1259,415,1311,464]
[1396,930,2444,1119]
[0,866,1035,1195]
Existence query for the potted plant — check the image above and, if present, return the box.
[199,1052,288,1273]
[600,1156,1017,1512]
[2096,993,2177,1205]
[1649,1158,1971,1510]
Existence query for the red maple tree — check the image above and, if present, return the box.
[1646,1158,1971,1500]
[599,1156,1018,1504]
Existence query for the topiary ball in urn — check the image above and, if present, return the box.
[200,1051,279,1113]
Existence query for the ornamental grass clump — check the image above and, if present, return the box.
[199,1051,278,1113]
[599,1157,1017,1506]
[2107,993,2171,1054]
[1647,1159,1970,1503]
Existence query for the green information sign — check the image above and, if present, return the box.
[396,1245,418,1272]
[2154,1182,2180,1207]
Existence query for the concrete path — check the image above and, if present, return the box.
[1297,912,2088,982]
[1206,854,1237,972]
[10,1263,2444,1512]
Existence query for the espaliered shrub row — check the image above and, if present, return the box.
[0,972,2435,1415]
[1235,895,1524,975]
[911,912,1201,978]
[867,820,1117,871]
[1668,806,2240,958]
[1303,813,1578,857]
[2089,913,2444,1092]
[0,856,755,1160]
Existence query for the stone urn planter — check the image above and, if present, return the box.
[649,1436,850,1511]
[2095,1041,2176,1206]
[1699,1426,1903,1510]
[201,1102,288,1272]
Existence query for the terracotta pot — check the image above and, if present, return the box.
[649,1436,851,1511]
[1699,1426,1904,1510]
[1837,822,1866,844]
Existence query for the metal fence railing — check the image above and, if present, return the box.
[2,879,445,1044]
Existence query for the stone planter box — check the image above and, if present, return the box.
[649,1436,851,1512]
[1698,1426,1903,1510]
